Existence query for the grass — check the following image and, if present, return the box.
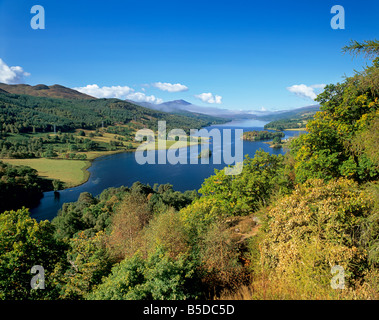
[0,158,90,188]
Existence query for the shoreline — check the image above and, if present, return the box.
[59,149,136,189]
[64,138,210,189]
[0,140,208,192]
[264,127,307,131]
[0,149,131,191]
[284,128,307,131]
[74,149,132,188]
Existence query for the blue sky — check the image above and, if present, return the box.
[0,0,378,111]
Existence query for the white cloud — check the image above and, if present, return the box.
[194,92,222,104]
[0,58,30,84]
[126,92,163,104]
[152,82,188,92]
[73,84,163,104]
[286,84,326,100]
[74,84,134,99]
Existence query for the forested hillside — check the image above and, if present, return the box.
[0,92,225,135]
[0,40,378,300]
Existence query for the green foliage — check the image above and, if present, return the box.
[52,189,125,239]
[58,231,112,299]
[52,183,198,241]
[342,39,379,60]
[0,161,51,212]
[290,59,379,183]
[52,179,63,192]
[0,208,67,299]
[88,248,200,300]
[195,150,292,217]
[272,136,281,144]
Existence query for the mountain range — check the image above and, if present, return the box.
[129,99,320,121]
[0,82,320,122]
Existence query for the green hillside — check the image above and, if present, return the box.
[0,92,225,135]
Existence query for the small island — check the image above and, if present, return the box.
[198,148,212,159]
[242,130,285,142]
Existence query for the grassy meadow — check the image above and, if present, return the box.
[0,158,90,188]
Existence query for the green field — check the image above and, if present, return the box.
[0,158,90,188]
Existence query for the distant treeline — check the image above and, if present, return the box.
[263,113,316,131]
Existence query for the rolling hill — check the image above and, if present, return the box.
[0,83,95,100]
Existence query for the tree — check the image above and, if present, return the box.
[0,208,67,299]
[0,161,47,213]
[58,231,112,299]
[342,39,379,59]
[196,150,291,217]
[88,248,200,300]
[272,136,282,145]
[52,179,63,192]
[290,48,379,183]
[106,193,151,261]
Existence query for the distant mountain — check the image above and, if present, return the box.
[128,99,193,113]
[129,99,320,122]
[128,99,247,118]
[255,105,320,121]
[0,83,95,100]
[160,99,192,109]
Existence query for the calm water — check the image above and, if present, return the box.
[30,119,304,221]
